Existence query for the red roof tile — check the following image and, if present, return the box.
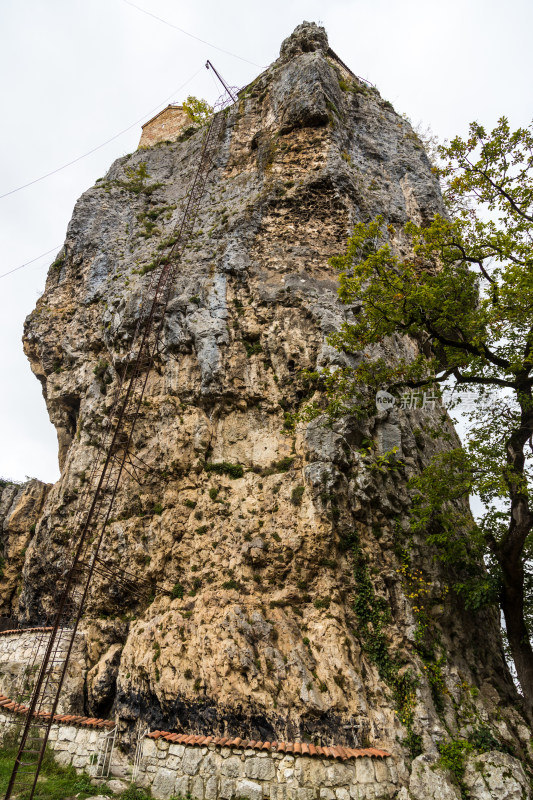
[0,691,391,760]
[0,627,53,637]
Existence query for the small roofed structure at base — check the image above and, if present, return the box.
[138,104,192,149]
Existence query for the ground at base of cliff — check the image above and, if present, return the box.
[0,746,143,800]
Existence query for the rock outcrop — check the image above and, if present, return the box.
[4,21,531,797]
[0,479,50,627]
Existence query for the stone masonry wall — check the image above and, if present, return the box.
[0,710,115,774]
[0,628,86,713]
[0,706,395,800]
[134,738,396,800]
[138,106,192,148]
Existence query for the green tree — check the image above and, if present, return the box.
[325,117,533,718]
[182,95,212,125]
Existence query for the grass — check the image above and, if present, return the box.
[0,746,161,800]
[0,745,113,800]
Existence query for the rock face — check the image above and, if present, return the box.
[0,479,50,628]
[5,20,532,796]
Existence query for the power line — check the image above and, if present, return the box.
[0,246,61,280]
[0,66,205,201]
[121,0,263,68]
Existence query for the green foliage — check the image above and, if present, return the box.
[272,457,294,472]
[118,161,162,195]
[244,339,262,357]
[467,724,501,752]
[346,531,422,756]
[407,450,498,610]
[0,744,113,799]
[400,561,448,712]
[326,116,533,702]
[136,203,175,238]
[183,499,196,509]
[51,253,65,271]
[152,502,163,515]
[438,739,474,796]
[182,96,213,125]
[222,578,242,591]
[352,536,396,682]
[120,786,152,800]
[171,582,184,599]
[257,457,294,476]
[291,485,305,505]
[204,461,244,479]
[209,487,219,501]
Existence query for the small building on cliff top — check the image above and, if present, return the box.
[138,104,191,148]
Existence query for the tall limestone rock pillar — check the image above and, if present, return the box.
[15,21,531,797]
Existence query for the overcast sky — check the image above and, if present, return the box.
[0,0,532,485]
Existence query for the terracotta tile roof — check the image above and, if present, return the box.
[0,693,390,760]
[0,694,114,730]
[145,730,390,760]
[0,627,54,637]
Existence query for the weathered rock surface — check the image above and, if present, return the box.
[463,751,530,800]
[404,751,530,800]
[2,20,531,797]
[0,479,50,626]
[405,754,462,800]
[87,641,123,717]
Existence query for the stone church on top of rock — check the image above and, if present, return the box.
[138,104,192,148]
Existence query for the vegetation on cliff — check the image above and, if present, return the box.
[327,116,533,718]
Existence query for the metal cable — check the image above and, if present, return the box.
[0,66,205,201]
[121,0,263,68]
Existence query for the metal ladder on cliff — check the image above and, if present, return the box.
[4,67,238,800]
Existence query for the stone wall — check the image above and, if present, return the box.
[0,709,116,775]
[0,628,86,713]
[134,738,396,800]
[0,702,395,800]
[138,105,192,148]
[1,703,529,800]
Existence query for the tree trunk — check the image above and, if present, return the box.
[499,389,533,719]
[500,561,533,722]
